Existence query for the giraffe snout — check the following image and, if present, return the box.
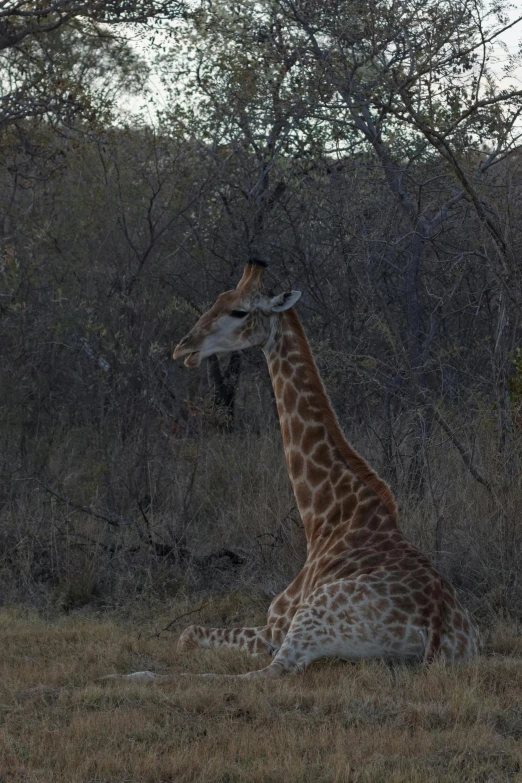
[173,333,190,356]
[173,332,200,360]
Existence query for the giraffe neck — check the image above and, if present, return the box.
[263,309,398,549]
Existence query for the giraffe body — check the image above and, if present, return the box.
[120,262,479,682]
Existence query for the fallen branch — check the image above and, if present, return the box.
[142,600,217,640]
[141,589,265,641]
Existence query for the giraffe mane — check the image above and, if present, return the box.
[284,309,398,522]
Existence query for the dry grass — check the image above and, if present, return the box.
[1,599,522,783]
[2,420,522,619]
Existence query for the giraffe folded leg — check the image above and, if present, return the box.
[100,671,175,682]
[177,624,273,655]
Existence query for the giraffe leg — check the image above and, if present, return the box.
[177,625,273,655]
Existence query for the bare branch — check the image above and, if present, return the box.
[35,479,133,527]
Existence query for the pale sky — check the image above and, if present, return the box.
[490,7,522,89]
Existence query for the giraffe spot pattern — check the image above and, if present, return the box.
[295,480,312,508]
[283,382,298,411]
[281,359,293,378]
[301,424,325,453]
[312,441,332,467]
[290,416,305,444]
[290,451,304,478]
[313,483,334,515]
[306,462,328,487]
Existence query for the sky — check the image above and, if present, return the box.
[491,7,522,89]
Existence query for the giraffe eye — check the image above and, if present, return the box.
[230,309,248,318]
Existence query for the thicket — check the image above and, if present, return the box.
[1,0,522,622]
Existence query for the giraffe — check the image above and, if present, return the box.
[116,260,480,682]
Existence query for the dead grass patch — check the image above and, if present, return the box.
[1,605,522,782]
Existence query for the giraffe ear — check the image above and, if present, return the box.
[269,290,302,312]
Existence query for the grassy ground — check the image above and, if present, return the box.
[1,597,522,783]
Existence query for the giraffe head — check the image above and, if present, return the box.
[173,261,301,367]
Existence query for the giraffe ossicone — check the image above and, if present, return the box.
[117,261,480,682]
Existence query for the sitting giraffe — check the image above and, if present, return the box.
[118,260,479,681]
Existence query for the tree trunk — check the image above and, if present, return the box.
[207,353,241,432]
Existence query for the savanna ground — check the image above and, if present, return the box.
[2,595,522,783]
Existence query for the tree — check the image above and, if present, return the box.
[0,0,185,129]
